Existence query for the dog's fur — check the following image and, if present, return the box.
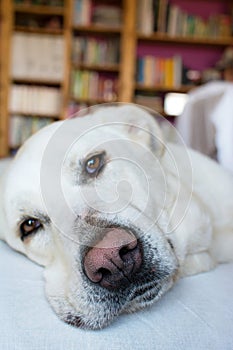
[0,105,232,329]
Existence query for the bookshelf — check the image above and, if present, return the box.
[0,0,12,157]
[133,0,233,113]
[0,0,233,156]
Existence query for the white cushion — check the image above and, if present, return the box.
[0,240,233,350]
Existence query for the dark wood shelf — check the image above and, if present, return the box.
[137,33,233,46]
[135,83,193,93]
[9,111,59,118]
[12,77,63,86]
[14,4,64,16]
[71,96,118,105]
[14,25,64,35]
[72,24,122,34]
[72,63,120,72]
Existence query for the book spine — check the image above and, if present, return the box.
[9,85,61,116]
[11,33,65,81]
[71,70,118,101]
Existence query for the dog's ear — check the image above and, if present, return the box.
[117,105,165,157]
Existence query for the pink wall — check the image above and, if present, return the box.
[169,0,229,19]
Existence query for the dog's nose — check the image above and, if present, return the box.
[83,228,142,290]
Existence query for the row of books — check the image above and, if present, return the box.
[67,102,88,118]
[72,36,120,66]
[11,33,65,81]
[10,85,62,116]
[137,55,183,88]
[71,70,118,102]
[9,115,53,149]
[134,93,163,114]
[73,0,122,27]
[137,0,232,38]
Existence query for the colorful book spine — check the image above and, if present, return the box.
[9,115,53,149]
[72,36,119,66]
[71,70,118,101]
[137,0,232,39]
[137,55,182,88]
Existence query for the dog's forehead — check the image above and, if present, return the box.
[5,105,155,214]
[4,113,128,196]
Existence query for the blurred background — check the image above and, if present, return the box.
[0,0,232,172]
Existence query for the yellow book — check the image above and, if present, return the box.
[164,58,174,87]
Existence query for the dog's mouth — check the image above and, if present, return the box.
[48,220,178,330]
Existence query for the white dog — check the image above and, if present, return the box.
[0,105,232,329]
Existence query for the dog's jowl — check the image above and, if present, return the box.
[0,105,232,329]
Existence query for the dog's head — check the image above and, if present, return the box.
[0,105,179,329]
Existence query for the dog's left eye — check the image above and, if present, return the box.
[20,218,42,241]
[85,153,105,176]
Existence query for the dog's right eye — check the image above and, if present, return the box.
[84,152,105,176]
[20,218,42,241]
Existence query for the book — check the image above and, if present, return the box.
[136,55,183,87]
[73,0,92,26]
[9,115,53,149]
[137,0,154,34]
[137,0,232,39]
[11,33,65,81]
[135,93,163,114]
[72,36,120,66]
[71,70,118,102]
[92,4,122,27]
[9,85,62,116]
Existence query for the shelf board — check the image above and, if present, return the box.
[12,77,63,86]
[137,33,233,46]
[71,96,118,105]
[135,83,193,93]
[72,63,120,72]
[14,25,64,35]
[9,111,59,118]
[72,24,122,34]
[14,4,64,16]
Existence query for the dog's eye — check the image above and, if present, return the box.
[20,218,42,241]
[85,153,105,176]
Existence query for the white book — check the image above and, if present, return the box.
[167,5,180,36]
[173,55,182,87]
[11,33,28,78]
[9,115,23,148]
[137,0,154,34]
[51,36,65,80]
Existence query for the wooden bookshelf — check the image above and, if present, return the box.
[12,77,63,86]
[1,0,233,156]
[71,96,117,105]
[72,24,122,34]
[135,84,193,94]
[9,111,60,118]
[137,33,233,46]
[0,0,13,157]
[14,26,64,35]
[71,63,120,72]
[14,4,65,16]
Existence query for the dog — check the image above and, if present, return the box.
[0,104,232,330]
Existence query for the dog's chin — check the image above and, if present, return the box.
[49,275,176,330]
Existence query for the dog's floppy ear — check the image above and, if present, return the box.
[117,104,165,156]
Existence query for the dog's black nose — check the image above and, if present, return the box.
[83,228,142,290]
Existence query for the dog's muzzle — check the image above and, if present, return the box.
[83,228,142,290]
